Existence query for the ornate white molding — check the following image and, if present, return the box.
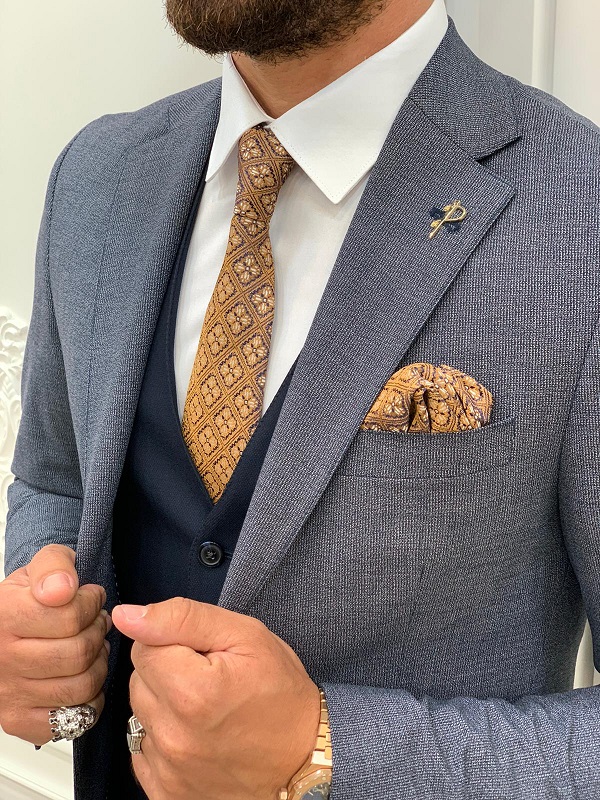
[0,306,28,567]
[0,306,75,796]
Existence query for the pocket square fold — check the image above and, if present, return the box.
[360,363,493,434]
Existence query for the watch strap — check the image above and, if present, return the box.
[313,689,332,767]
[279,688,332,799]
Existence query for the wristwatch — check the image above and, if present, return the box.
[278,688,332,800]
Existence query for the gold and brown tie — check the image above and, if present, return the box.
[182,125,296,503]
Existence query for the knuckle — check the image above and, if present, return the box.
[95,691,106,717]
[130,641,143,670]
[154,728,189,771]
[247,615,267,633]
[58,681,80,708]
[156,761,181,795]
[84,587,104,615]
[64,666,101,707]
[169,683,192,717]
[243,615,268,643]
[72,635,97,674]
[43,544,74,559]
[93,653,109,689]
[128,672,141,709]
[59,606,83,638]
[74,592,100,627]
[171,596,194,623]
[169,597,201,639]
[78,671,98,704]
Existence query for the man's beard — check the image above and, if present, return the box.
[165,0,387,63]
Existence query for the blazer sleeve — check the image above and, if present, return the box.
[4,133,89,577]
[321,318,600,799]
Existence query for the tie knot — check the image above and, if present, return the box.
[236,126,296,222]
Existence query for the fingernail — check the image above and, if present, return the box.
[119,604,147,621]
[104,640,111,655]
[41,573,74,594]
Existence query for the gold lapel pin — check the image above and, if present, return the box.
[429,201,468,239]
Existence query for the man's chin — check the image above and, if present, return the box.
[165,0,383,60]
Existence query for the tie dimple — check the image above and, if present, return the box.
[182,125,296,503]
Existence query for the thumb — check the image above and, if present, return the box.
[28,544,80,607]
[112,598,255,652]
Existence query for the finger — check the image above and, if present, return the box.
[27,545,79,607]
[22,645,109,708]
[128,673,160,795]
[12,611,111,679]
[2,564,32,589]
[8,584,107,639]
[130,668,161,717]
[112,597,265,652]
[129,741,154,799]
[0,692,104,747]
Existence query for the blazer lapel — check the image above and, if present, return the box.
[220,24,521,611]
[77,83,221,586]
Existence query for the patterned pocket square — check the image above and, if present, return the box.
[361,362,493,434]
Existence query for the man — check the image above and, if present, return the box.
[2,0,600,796]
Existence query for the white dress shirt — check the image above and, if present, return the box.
[174,0,448,419]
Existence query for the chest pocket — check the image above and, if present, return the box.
[336,415,516,480]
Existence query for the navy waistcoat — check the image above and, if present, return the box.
[108,177,296,798]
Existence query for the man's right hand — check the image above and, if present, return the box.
[0,545,109,746]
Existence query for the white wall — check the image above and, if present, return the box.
[447,0,600,125]
[0,0,221,323]
[1,1,599,796]
[553,0,600,124]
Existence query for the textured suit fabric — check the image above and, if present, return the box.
[5,20,600,799]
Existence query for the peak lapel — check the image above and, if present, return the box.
[77,85,221,586]
[219,25,520,612]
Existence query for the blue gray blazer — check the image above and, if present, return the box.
[6,21,600,799]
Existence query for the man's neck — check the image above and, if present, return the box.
[232,0,433,118]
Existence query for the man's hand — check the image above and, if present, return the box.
[112,598,321,800]
[0,545,110,745]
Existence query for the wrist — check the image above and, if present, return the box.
[279,688,332,800]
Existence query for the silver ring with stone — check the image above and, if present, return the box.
[127,714,146,755]
[49,704,98,741]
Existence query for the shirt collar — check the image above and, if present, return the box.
[206,0,448,204]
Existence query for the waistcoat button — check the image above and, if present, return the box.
[199,541,224,568]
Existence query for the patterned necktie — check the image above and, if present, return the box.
[182,125,296,503]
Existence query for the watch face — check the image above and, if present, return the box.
[300,783,331,800]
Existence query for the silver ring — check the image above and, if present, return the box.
[49,704,98,741]
[127,714,146,755]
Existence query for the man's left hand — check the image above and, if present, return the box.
[111,599,321,800]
